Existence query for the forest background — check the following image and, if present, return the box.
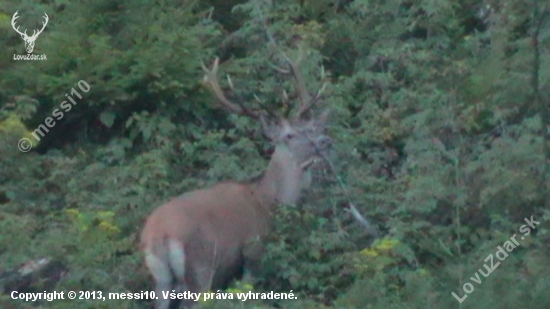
[0,0,549,308]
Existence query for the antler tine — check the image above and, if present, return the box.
[201,57,261,119]
[253,94,279,119]
[11,11,26,36]
[280,52,325,119]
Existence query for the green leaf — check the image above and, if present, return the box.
[99,111,116,128]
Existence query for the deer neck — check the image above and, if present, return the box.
[253,146,308,207]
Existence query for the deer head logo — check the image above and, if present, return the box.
[11,11,49,54]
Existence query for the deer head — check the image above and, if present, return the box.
[11,11,49,54]
[200,57,330,202]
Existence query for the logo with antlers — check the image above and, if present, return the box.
[11,11,49,54]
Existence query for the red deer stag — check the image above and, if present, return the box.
[140,56,330,309]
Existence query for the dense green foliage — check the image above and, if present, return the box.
[1,0,549,308]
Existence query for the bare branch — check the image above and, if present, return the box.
[316,151,380,238]
[346,203,380,238]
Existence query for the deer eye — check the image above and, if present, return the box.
[284,133,295,140]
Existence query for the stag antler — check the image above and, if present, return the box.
[273,51,327,119]
[201,57,262,119]
[11,11,25,37]
[11,11,49,39]
[34,12,49,39]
